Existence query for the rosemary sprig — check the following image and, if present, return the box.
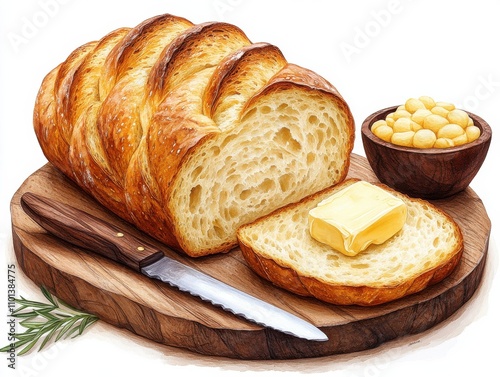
[0,286,99,355]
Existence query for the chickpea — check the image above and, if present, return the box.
[453,134,468,146]
[373,125,394,142]
[371,120,388,132]
[437,123,464,139]
[430,106,449,118]
[447,109,470,128]
[391,131,415,147]
[393,118,412,133]
[413,129,437,149]
[466,125,481,142]
[411,109,432,125]
[405,98,426,113]
[419,96,436,109]
[385,113,395,127]
[393,109,412,120]
[423,114,448,133]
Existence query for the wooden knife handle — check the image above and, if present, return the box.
[20,192,164,272]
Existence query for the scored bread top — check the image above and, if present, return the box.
[33,13,355,257]
[237,179,464,306]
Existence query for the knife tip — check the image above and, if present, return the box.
[288,327,329,342]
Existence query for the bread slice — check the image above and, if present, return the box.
[237,179,464,306]
[34,13,355,257]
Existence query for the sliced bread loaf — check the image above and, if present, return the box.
[34,14,354,257]
[237,179,464,306]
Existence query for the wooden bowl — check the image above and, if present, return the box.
[361,106,492,199]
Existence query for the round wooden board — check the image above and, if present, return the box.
[10,154,491,360]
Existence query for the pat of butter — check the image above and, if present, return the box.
[308,181,407,256]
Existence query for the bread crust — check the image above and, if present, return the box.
[239,242,463,306]
[203,42,287,119]
[237,179,464,306]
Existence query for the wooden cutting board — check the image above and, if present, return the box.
[10,154,491,360]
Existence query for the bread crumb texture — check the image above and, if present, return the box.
[173,90,351,252]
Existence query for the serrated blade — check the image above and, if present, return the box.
[142,257,328,341]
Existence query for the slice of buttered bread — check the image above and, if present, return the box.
[237,179,464,306]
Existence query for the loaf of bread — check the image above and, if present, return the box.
[237,179,464,306]
[33,14,355,257]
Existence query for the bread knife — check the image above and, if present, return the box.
[20,192,328,342]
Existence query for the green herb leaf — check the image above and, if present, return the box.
[0,286,98,355]
[41,286,57,306]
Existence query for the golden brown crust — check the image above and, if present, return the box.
[34,41,98,179]
[99,15,192,92]
[237,179,464,306]
[202,42,287,118]
[66,29,133,220]
[147,22,250,103]
[238,244,463,306]
[266,64,344,95]
[98,15,194,182]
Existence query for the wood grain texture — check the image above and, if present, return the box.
[10,154,491,359]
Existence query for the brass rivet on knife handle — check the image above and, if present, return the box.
[20,192,164,272]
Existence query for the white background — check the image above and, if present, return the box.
[0,0,498,376]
